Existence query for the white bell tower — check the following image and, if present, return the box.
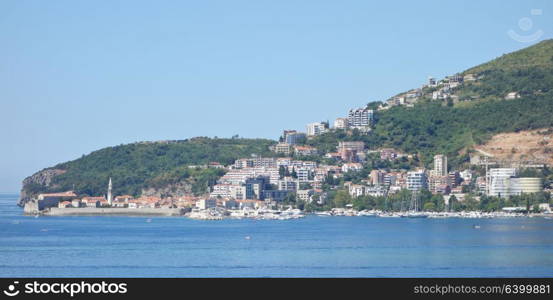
[107,177,113,205]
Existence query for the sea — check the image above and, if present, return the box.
[1,194,552,277]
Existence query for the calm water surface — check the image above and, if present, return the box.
[1,194,552,277]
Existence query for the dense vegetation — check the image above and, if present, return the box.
[465,39,553,74]
[26,137,275,197]
[308,39,553,169]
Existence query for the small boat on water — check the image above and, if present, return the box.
[379,212,401,218]
[400,212,428,218]
[358,210,377,217]
[315,211,332,216]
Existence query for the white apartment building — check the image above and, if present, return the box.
[348,107,374,128]
[348,184,365,197]
[278,177,300,191]
[365,185,388,197]
[342,163,363,173]
[306,122,328,136]
[488,168,542,198]
[334,118,349,129]
[196,199,217,210]
[407,170,428,191]
[219,167,280,185]
[433,154,448,177]
[234,157,277,169]
[297,167,311,182]
[488,168,517,197]
[297,190,314,202]
[274,143,292,155]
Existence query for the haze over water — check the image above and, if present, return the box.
[1,195,552,277]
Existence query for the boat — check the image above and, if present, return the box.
[378,212,401,218]
[314,211,332,216]
[401,212,428,218]
[358,211,377,217]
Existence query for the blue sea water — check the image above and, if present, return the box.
[1,194,552,277]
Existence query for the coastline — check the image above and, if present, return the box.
[23,206,553,219]
[37,207,185,217]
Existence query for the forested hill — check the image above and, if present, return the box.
[308,39,553,167]
[19,138,275,204]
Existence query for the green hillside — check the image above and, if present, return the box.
[457,40,553,103]
[465,39,553,73]
[22,137,276,199]
[308,39,553,167]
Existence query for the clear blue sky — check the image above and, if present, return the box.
[1,0,552,193]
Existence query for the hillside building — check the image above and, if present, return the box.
[306,122,328,136]
[347,107,374,128]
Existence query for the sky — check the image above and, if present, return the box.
[1,0,552,193]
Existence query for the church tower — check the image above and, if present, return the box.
[107,177,113,205]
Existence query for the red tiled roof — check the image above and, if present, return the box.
[82,197,105,202]
[39,191,77,197]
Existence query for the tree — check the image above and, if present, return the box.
[279,166,286,179]
[448,195,458,212]
[332,190,352,208]
[282,192,297,205]
[463,194,479,211]
[430,194,445,211]
[423,202,436,211]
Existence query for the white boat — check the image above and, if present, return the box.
[358,211,377,217]
[402,212,428,218]
[315,211,332,216]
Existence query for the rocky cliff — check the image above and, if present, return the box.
[18,168,66,206]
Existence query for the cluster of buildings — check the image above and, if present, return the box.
[341,153,544,202]
[382,73,478,109]
[305,106,375,138]
[326,141,367,162]
[210,156,334,205]
[36,151,546,214]
[56,195,177,209]
[270,106,375,163]
[271,130,318,156]
[36,178,201,212]
[37,141,545,214]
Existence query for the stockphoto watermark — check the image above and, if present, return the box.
[508,8,544,43]
[2,280,127,297]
